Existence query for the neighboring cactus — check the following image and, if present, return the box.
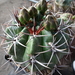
[1,0,75,75]
[55,0,73,11]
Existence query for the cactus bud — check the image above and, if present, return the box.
[43,20,50,31]
[35,0,47,15]
[72,15,75,20]
[46,15,53,21]
[40,0,46,5]
[18,14,25,24]
[28,6,37,18]
[40,2,47,15]
[46,15,57,23]
[34,2,41,11]
[40,0,47,15]
[43,15,57,31]
[19,8,30,23]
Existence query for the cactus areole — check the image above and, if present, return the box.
[2,0,75,74]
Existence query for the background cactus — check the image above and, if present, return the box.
[1,0,75,75]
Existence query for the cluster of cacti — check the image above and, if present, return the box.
[1,0,75,75]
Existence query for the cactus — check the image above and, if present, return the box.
[55,0,73,11]
[1,0,75,75]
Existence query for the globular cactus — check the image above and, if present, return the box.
[1,0,75,75]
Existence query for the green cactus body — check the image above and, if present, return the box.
[23,36,43,59]
[23,36,46,71]
[6,26,29,61]
[42,29,53,62]
[3,0,74,74]
[6,26,23,36]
